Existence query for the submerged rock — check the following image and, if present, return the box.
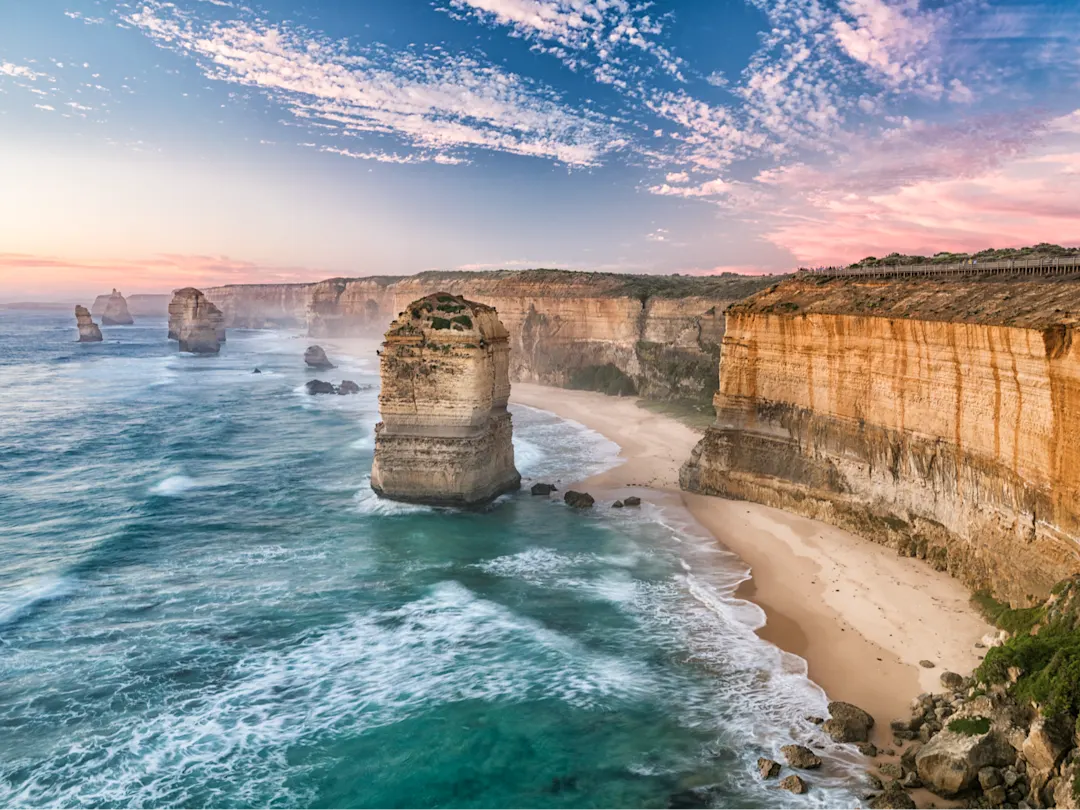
[531,483,557,496]
[370,293,521,506]
[304,345,335,369]
[564,491,595,509]
[253,368,262,374]
[75,305,103,342]
[98,289,134,325]
[612,500,625,508]
[168,288,225,354]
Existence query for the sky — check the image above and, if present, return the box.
[1,0,1079,299]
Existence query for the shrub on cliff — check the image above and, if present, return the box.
[976,577,1080,720]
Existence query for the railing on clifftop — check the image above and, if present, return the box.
[799,256,1080,279]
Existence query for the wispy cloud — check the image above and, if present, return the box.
[124,0,627,167]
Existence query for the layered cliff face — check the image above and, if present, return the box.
[206,271,776,401]
[75,305,103,342]
[681,276,1080,605]
[203,284,311,329]
[93,289,134,326]
[168,288,226,354]
[370,293,520,506]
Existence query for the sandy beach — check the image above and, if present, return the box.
[511,383,993,745]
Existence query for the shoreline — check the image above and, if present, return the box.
[510,384,993,747]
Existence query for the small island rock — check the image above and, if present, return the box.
[337,380,361,395]
[623,496,642,506]
[75,305,103,342]
[306,380,337,395]
[757,758,781,779]
[531,483,557,496]
[305,345,335,369]
[99,289,134,325]
[168,288,225,354]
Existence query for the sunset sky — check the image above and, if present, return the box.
[1,0,1079,299]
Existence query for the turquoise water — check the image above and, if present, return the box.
[0,312,864,808]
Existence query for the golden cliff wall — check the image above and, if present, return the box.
[681,277,1080,605]
[370,293,520,506]
[207,271,775,401]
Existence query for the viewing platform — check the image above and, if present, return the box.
[801,256,1080,279]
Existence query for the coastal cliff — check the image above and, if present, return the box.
[206,271,776,401]
[370,293,520,506]
[681,275,1080,605]
[168,288,226,354]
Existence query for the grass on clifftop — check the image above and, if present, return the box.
[848,243,1080,268]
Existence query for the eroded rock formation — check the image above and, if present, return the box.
[370,293,520,506]
[168,287,225,354]
[75,305,102,342]
[681,275,1080,605]
[94,289,134,325]
[204,271,780,402]
[304,345,335,369]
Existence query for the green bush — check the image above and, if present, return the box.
[947,716,991,736]
[978,621,1080,718]
[451,315,473,329]
[430,317,452,330]
[971,590,1045,635]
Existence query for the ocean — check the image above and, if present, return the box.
[0,311,865,808]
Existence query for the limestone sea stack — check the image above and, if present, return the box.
[98,289,134,325]
[371,292,521,506]
[75,305,103,342]
[168,287,226,354]
[304,345,335,369]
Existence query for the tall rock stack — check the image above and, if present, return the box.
[371,292,521,506]
[75,305,103,342]
[98,289,135,325]
[168,288,226,354]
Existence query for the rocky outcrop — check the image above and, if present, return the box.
[94,289,134,325]
[75,305,102,342]
[681,275,1080,605]
[823,701,875,743]
[370,293,521,506]
[780,745,822,769]
[168,288,225,354]
[92,293,169,318]
[306,379,362,395]
[205,271,781,402]
[564,491,595,508]
[304,345,335,369]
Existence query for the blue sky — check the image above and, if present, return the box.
[1,0,1079,297]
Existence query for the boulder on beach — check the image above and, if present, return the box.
[623,496,642,506]
[780,745,822,770]
[305,345,335,369]
[823,701,875,743]
[868,784,916,809]
[531,483,557,496]
[915,723,1015,795]
[75,305,103,342]
[564,491,595,508]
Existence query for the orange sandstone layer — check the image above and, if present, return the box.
[681,276,1080,606]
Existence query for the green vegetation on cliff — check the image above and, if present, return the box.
[568,364,637,396]
[976,577,1080,719]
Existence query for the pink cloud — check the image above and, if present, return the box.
[754,110,1080,264]
[0,253,334,301]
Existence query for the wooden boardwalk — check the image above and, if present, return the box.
[801,256,1080,279]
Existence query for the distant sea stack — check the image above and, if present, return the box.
[75,305,103,342]
[168,287,226,354]
[371,293,521,506]
[94,289,135,325]
[304,345,335,369]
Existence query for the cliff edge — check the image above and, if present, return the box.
[370,292,521,506]
[681,275,1080,605]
